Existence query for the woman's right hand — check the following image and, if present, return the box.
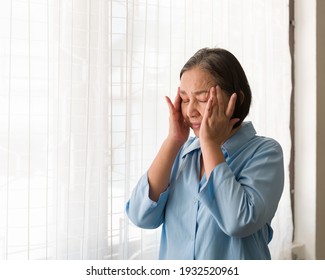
[165,87,190,146]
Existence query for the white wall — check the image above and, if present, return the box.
[294,0,325,259]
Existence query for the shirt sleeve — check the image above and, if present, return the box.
[125,171,170,229]
[198,139,284,238]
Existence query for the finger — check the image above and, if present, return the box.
[225,92,237,118]
[165,96,175,114]
[210,86,217,104]
[205,96,213,119]
[174,87,182,111]
[206,87,216,118]
[216,85,225,116]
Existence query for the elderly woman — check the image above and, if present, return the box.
[126,48,284,260]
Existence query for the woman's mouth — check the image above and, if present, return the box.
[191,123,201,129]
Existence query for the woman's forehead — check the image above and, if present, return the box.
[180,68,215,93]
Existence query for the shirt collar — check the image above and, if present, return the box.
[180,121,256,159]
[181,137,201,158]
[222,121,256,157]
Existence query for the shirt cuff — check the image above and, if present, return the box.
[136,171,170,208]
[200,162,231,193]
[126,171,170,229]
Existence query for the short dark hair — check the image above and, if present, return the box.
[180,48,251,128]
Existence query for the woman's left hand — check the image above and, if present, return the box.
[199,86,240,148]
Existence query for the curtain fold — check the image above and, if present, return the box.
[0,0,292,260]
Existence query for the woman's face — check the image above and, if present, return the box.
[180,67,229,137]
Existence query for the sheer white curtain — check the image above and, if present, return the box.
[0,0,110,259]
[0,0,292,260]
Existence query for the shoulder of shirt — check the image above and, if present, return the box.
[249,135,283,154]
[223,122,282,157]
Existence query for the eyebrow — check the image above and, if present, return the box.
[180,90,208,96]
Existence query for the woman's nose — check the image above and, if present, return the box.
[187,100,200,118]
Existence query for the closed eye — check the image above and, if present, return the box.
[197,97,209,103]
[181,98,207,104]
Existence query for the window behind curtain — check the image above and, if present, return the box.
[0,0,292,260]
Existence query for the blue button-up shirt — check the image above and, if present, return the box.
[126,122,284,259]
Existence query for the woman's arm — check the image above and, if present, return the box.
[147,138,183,201]
[199,140,284,237]
[126,89,189,228]
[199,86,239,179]
[148,89,190,201]
[197,86,285,237]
